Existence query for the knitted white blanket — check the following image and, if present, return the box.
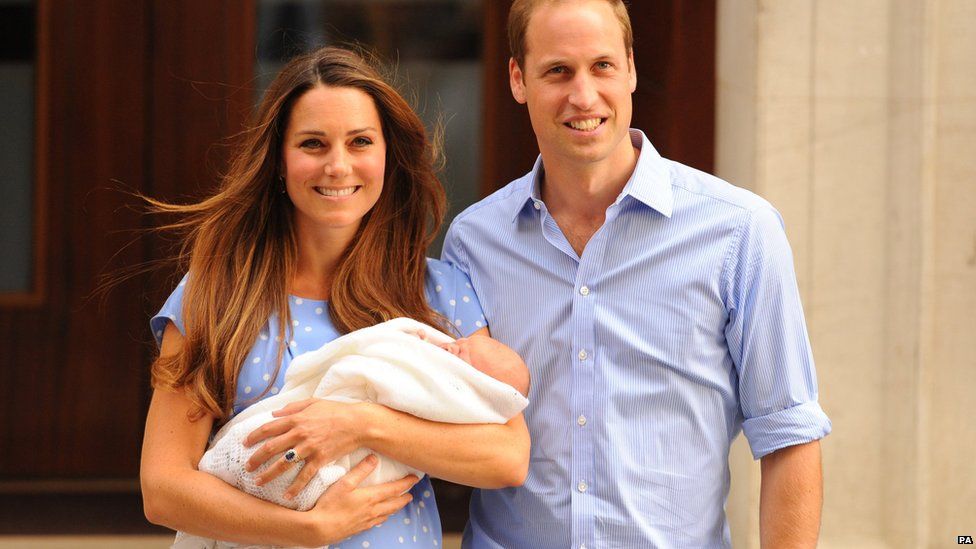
[173,318,528,549]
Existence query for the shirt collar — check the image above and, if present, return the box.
[509,128,674,222]
[617,129,674,217]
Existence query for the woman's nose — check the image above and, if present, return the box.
[323,150,352,178]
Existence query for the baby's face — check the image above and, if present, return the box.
[438,334,502,367]
[440,337,474,365]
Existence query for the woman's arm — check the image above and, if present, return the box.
[245,328,531,496]
[362,326,529,486]
[141,323,417,547]
[363,403,530,487]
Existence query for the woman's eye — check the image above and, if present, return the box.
[352,136,373,147]
[300,139,323,149]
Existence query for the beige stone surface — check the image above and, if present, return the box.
[718,0,975,546]
[926,1,976,545]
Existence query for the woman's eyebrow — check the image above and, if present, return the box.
[347,127,378,135]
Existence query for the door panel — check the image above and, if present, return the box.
[0,0,254,478]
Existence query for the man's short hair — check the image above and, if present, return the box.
[508,0,634,69]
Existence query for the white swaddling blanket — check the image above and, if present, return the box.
[174,318,528,548]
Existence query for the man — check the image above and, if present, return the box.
[442,0,831,547]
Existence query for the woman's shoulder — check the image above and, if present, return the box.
[150,273,190,346]
[423,258,485,336]
[423,258,471,294]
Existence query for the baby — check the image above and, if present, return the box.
[174,319,529,549]
[427,331,530,397]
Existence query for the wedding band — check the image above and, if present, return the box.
[284,448,300,463]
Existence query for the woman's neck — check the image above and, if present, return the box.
[290,220,359,300]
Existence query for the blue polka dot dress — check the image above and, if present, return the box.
[151,259,487,548]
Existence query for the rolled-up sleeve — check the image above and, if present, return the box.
[724,206,832,459]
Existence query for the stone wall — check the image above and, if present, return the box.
[716,1,976,547]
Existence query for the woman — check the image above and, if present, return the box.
[141,46,529,548]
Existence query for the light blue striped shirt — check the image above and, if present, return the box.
[443,129,831,548]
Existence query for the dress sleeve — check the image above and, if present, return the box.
[150,273,189,347]
[425,259,486,337]
[723,206,831,459]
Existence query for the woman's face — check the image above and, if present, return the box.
[281,85,386,241]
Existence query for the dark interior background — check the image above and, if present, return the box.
[0,0,714,534]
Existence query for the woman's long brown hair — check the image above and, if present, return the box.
[148,47,447,421]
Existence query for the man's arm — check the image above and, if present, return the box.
[759,440,823,548]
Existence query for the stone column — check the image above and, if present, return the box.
[716,1,975,547]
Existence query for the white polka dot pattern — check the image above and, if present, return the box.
[149,259,482,547]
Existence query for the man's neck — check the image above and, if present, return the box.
[539,143,639,255]
[540,142,639,220]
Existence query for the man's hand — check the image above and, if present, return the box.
[759,440,823,548]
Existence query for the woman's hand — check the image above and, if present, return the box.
[298,454,419,547]
[244,398,365,498]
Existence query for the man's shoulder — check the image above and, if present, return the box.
[450,173,533,229]
[666,159,775,216]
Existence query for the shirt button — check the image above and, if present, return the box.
[577,480,588,493]
[533,201,541,210]
[578,349,588,361]
[577,415,587,426]
[579,285,590,296]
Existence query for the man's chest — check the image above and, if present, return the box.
[472,232,730,363]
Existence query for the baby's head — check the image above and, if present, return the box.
[441,335,530,397]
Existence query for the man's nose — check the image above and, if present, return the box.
[567,73,599,110]
[323,149,352,178]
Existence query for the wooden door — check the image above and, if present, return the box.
[0,0,254,480]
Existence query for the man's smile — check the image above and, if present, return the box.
[565,117,606,132]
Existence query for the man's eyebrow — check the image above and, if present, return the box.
[539,57,568,68]
[537,53,618,68]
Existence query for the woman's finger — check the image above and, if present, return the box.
[244,415,294,447]
[282,451,320,499]
[331,454,378,492]
[256,445,311,486]
[246,429,300,472]
[373,492,413,519]
[370,474,420,500]
[272,398,316,417]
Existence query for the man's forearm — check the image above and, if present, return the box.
[759,440,824,548]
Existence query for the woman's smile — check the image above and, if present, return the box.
[312,185,362,199]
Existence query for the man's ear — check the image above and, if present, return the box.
[509,57,527,104]
[628,51,637,93]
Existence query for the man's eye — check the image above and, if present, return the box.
[596,61,613,70]
[548,66,567,74]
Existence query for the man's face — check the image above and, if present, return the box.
[510,0,636,169]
